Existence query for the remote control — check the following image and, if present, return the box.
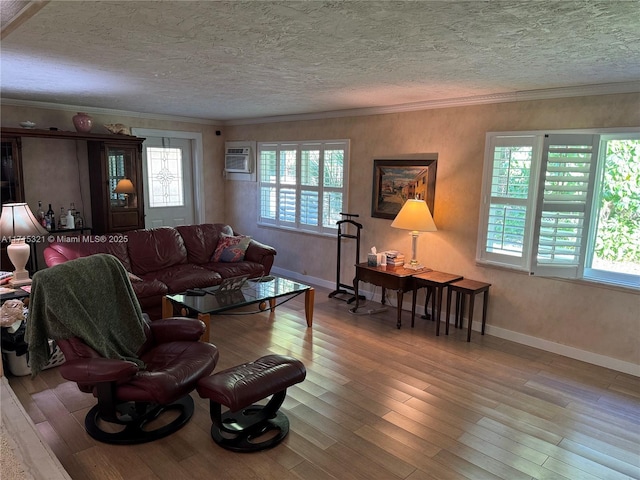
[185,289,206,296]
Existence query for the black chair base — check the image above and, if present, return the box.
[84,395,194,445]
[211,405,290,452]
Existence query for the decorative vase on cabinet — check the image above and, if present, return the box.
[72,112,93,133]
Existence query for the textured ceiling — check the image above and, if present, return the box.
[1,1,640,122]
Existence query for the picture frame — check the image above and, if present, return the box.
[371,156,438,219]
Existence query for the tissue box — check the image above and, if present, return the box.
[367,253,386,266]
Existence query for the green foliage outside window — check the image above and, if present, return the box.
[593,140,640,271]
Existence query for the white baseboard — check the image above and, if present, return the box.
[481,323,640,377]
[271,267,639,377]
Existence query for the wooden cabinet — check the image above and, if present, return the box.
[88,139,145,233]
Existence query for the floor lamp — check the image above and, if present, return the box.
[0,203,48,287]
[390,198,437,270]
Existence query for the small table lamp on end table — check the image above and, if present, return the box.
[390,198,437,270]
[0,203,48,287]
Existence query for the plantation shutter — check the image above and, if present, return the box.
[257,140,349,234]
[277,147,298,226]
[300,145,321,227]
[258,146,277,225]
[477,135,537,269]
[530,134,600,278]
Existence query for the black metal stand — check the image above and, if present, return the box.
[329,213,365,304]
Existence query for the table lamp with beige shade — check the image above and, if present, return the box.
[0,203,48,287]
[390,198,437,270]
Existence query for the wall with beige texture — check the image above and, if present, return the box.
[224,93,640,371]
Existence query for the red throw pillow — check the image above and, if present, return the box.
[212,234,251,262]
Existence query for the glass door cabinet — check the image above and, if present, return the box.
[88,139,145,233]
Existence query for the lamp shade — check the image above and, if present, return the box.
[390,199,437,232]
[114,178,136,194]
[0,203,48,237]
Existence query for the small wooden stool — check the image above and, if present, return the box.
[446,279,491,342]
[197,354,306,452]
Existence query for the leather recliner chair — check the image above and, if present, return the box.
[27,253,219,445]
[56,316,219,444]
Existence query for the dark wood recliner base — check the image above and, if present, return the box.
[85,391,194,445]
[197,355,307,452]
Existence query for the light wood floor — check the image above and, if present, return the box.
[8,286,640,480]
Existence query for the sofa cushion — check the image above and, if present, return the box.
[176,224,233,265]
[127,227,188,275]
[212,233,251,262]
[203,261,265,279]
[141,264,222,293]
[45,237,132,271]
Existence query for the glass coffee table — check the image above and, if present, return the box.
[161,276,314,341]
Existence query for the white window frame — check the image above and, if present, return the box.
[477,128,640,290]
[257,140,349,236]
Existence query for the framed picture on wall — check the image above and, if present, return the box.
[371,156,437,219]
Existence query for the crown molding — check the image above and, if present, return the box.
[224,81,640,126]
[3,81,639,127]
[0,98,222,126]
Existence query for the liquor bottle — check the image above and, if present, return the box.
[36,201,45,227]
[75,211,84,229]
[45,203,55,231]
[59,207,67,229]
[69,202,83,229]
[66,209,75,229]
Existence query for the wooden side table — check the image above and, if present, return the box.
[411,271,463,335]
[352,263,425,329]
[446,279,491,342]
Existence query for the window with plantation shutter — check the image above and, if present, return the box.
[477,135,539,269]
[531,134,599,278]
[258,140,349,235]
[478,129,639,290]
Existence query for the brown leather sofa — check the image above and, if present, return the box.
[43,223,276,319]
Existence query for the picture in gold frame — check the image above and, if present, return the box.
[371,156,437,219]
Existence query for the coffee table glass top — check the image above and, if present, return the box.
[166,276,311,315]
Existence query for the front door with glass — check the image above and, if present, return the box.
[142,137,195,228]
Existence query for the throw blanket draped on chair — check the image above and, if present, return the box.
[27,253,146,376]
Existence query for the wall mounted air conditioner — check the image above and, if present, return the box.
[224,144,253,173]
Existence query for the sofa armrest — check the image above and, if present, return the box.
[244,239,277,274]
[149,317,206,343]
[59,358,138,384]
[43,246,69,268]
